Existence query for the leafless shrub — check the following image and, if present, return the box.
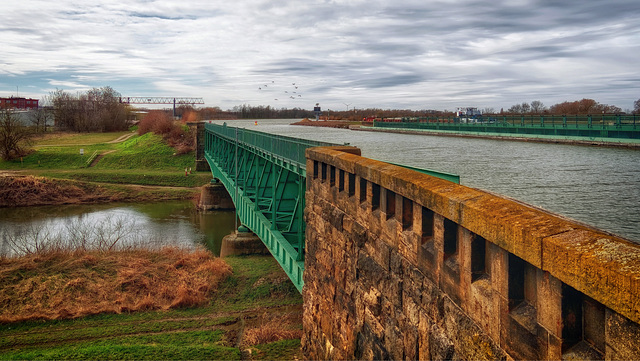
[1,215,144,258]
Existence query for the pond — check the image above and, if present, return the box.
[0,200,237,257]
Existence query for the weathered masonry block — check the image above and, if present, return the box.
[302,146,640,360]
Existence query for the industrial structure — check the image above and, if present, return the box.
[119,97,204,117]
[0,97,39,109]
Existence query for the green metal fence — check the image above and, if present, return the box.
[374,114,640,140]
[206,122,336,170]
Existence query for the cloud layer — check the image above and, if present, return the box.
[1,0,639,111]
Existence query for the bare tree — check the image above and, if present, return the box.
[29,107,52,133]
[530,100,546,113]
[507,104,523,114]
[49,86,130,132]
[634,99,640,114]
[0,109,32,161]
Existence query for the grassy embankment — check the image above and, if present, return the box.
[0,255,303,360]
[0,131,304,359]
[0,130,212,205]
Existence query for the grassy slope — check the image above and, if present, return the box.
[1,131,211,187]
[0,256,303,360]
[0,132,304,359]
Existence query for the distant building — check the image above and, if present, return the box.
[0,96,39,109]
[455,107,483,123]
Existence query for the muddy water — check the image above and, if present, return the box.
[0,201,237,257]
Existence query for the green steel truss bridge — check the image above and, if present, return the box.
[204,122,460,292]
[204,123,338,292]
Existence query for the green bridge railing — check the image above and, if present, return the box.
[204,123,338,292]
[374,114,640,141]
[204,122,460,292]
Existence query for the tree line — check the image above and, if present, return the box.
[48,87,131,132]
[503,98,626,115]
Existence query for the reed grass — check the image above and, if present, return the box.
[0,247,231,323]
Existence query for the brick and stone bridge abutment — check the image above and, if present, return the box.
[302,146,640,360]
[189,121,210,172]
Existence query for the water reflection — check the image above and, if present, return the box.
[0,201,237,257]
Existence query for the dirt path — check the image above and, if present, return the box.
[106,132,136,143]
[88,149,117,167]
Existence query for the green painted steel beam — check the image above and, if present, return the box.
[203,122,461,293]
[203,122,339,293]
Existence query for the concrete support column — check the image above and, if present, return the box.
[220,226,269,257]
[199,181,234,211]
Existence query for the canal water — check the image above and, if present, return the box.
[0,201,237,257]
[214,119,640,243]
[2,118,638,256]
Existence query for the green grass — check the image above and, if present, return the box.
[1,144,113,169]
[95,133,195,170]
[2,133,194,172]
[0,132,207,188]
[251,339,302,360]
[211,256,302,313]
[0,256,303,360]
[0,330,241,360]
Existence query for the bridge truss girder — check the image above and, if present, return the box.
[204,126,306,292]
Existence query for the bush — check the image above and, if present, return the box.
[138,111,195,154]
[138,110,173,136]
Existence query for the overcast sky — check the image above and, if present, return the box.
[1,0,639,112]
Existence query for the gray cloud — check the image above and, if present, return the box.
[0,0,638,111]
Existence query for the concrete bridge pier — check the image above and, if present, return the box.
[220,225,270,257]
[199,179,270,257]
[199,180,235,211]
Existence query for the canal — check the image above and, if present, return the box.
[0,201,237,257]
[215,119,640,243]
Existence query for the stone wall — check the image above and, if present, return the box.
[189,121,210,172]
[302,146,640,360]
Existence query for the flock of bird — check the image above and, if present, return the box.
[258,81,303,101]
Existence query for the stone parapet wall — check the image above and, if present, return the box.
[302,146,640,360]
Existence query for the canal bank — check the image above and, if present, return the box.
[0,174,201,208]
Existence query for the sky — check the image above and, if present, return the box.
[1,0,639,113]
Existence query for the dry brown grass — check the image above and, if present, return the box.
[243,311,303,346]
[0,175,91,207]
[0,175,197,207]
[0,247,231,323]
